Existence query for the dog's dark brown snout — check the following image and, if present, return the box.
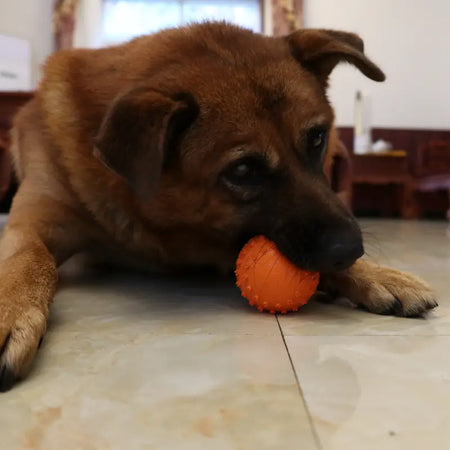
[268,217,364,274]
[267,185,364,273]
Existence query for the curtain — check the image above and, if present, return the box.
[53,0,79,50]
[271,0,303,36]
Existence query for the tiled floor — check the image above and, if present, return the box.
[0,218,449,450]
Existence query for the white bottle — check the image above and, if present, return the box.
[353,90,372,154]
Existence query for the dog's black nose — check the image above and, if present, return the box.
[325,241,364,270]
[317,231,364,272]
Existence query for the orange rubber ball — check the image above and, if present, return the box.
[235,236,320,314]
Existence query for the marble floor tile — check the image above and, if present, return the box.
[52,269,279,336]
[1,217,449,449]
[1,334,317,450]
[276,299,450,337]
[279,219,450,336]
[358,219,450,289]
[286,335,450,450]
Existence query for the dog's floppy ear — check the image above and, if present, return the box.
[286,29,385,85]
[94,87,198,200]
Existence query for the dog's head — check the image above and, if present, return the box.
[95,23,385,272]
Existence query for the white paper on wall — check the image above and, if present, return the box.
[0,35,31,91]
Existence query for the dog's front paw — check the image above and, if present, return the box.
[322,260,438,317]
[353,267,437,316]
[0,303,48,392]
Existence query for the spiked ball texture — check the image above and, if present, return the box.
[235,236,320,314]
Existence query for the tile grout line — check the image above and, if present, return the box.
[276,315,323,450]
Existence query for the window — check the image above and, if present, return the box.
[102,0,262,45]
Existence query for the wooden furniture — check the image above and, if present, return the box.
[410,141,450,219]
[339,127,450,156]
[350,150,418,218]
[350,147,450,219]
[339,128,450,219]
[0,91,33,205]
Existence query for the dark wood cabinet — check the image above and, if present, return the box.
[0,91,34,205]
[339,128,450,219]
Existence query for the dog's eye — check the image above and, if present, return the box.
[223,157,266,187]
[307,126,328,156]
[234,163,251,178]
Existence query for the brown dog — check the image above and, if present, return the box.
[0,23,436,391]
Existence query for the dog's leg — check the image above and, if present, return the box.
[319,259,437,317]
[0,190,86,391]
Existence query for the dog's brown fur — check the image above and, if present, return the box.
[0,23,436,391]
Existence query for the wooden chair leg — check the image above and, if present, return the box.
[400,182,420,219]
[446,189,450,221]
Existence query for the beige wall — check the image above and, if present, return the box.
[304,0,450,129]
[0,0,54,88]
